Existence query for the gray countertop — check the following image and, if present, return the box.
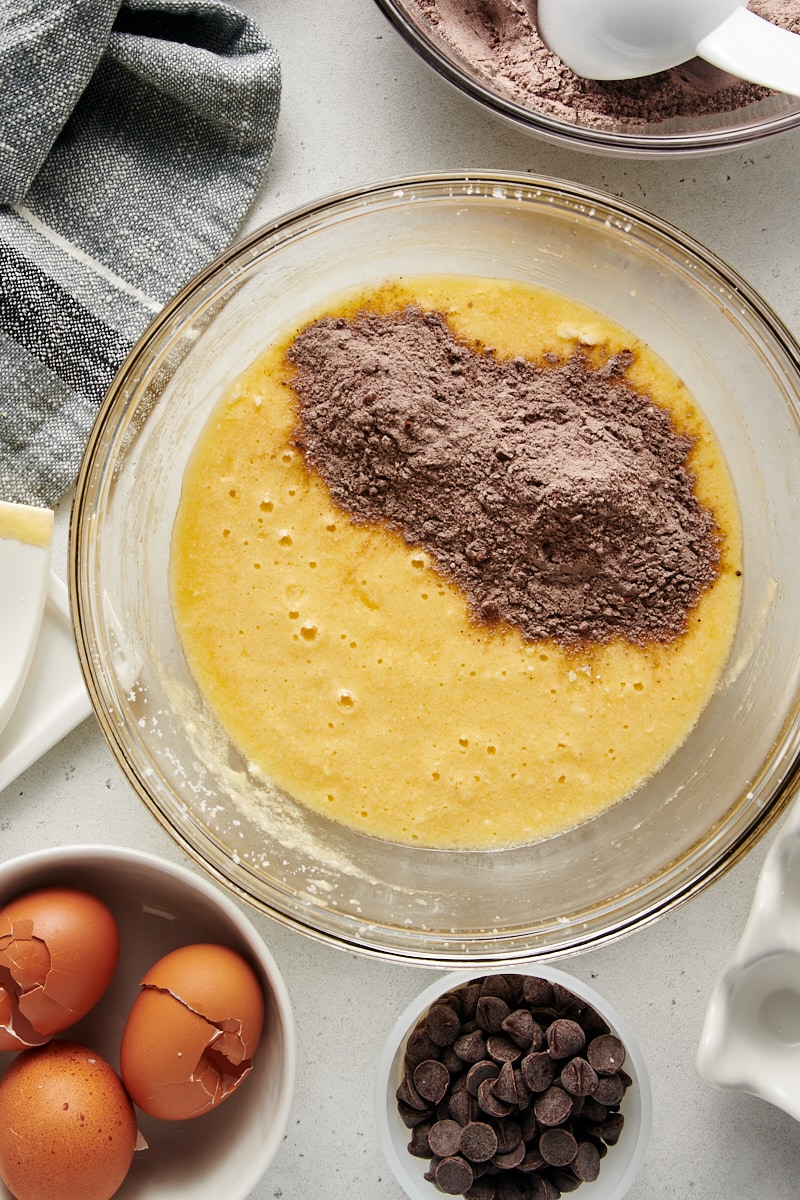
[5,1,800,1196]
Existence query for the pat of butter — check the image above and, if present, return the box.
[556,323,603,346]
[0,500,54,549]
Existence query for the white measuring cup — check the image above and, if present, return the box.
[534,0,800,94]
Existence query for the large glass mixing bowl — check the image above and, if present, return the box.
[71,173,800,965]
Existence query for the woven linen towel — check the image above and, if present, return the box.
[0,0,281,507]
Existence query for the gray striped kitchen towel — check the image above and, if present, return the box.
[1,0,281,508]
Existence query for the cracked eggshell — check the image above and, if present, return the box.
[0,888,120,1051]
[119,943,265,1121]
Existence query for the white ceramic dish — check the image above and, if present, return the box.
[697,796,800,1121]
[0,573,92,794]
[0,845,296,1200]
[376,965,652,1200]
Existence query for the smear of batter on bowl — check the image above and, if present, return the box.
[170,275,742,850]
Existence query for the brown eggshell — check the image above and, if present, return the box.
[0,888,120,1051]
[120,942,265,1121]
[0,1040,137,1200]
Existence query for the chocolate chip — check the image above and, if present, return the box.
[480,974,519,1006]
[398,1100,433,1128]
[448,1086,475,1126]
[522,977,555,1010]
[546,1019,585,1060]
[459,983,483,1021]
[476,994,510,1034]
[572,1140,601,1182]
[593,1072,626,1107]
[553,983,581,1012]
[547,1167,582,1192]
[492,1142,526,1170]
[427,1004,463,1047]
[592,1111,625,1145]
[460,1120,499,1163]
[518,1103,539,1142]
[533,1085,573,1127]
[579,1002,611,1038]
[397,1074,430,1112]
[406,1024,441,1067]
[494,1118,522,1154]
[528,1178,559,1200]
[492,1060,520,1106]
[478,1076,514,1118]
[429,1119,464,1158]
[414,1059,451,1104]
[466,1060,500,1096]
[513,1067,532,1109]
[578,1096,608,1123]
[560,1056,598,1097]
[518,1145,546,1173]
[539,1127,579,1167]
[435,1155,475,1195]
[520,1051,555,1093]
[587,1033,625,1074]
[487,1033,522,1064]
[407,1121,433,1157]
[455,1030,488,1063]
[442,1046,467,1074]
[501,1008,542,1050]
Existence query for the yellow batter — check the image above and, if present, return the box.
[171,276,742,850]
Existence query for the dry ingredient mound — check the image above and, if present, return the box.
[287,306,720,648]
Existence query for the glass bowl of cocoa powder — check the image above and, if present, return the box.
[71,172,800,965]
[373,0,800,155]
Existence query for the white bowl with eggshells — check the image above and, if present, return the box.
[0,844,295,1200]
[376,965,652,1200]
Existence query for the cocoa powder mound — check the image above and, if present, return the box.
[287,306,720,648]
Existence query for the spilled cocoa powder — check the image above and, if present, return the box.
[287,306,720,648]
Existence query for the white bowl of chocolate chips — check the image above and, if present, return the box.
[71,172,800,964]
[377,967,651,1200]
